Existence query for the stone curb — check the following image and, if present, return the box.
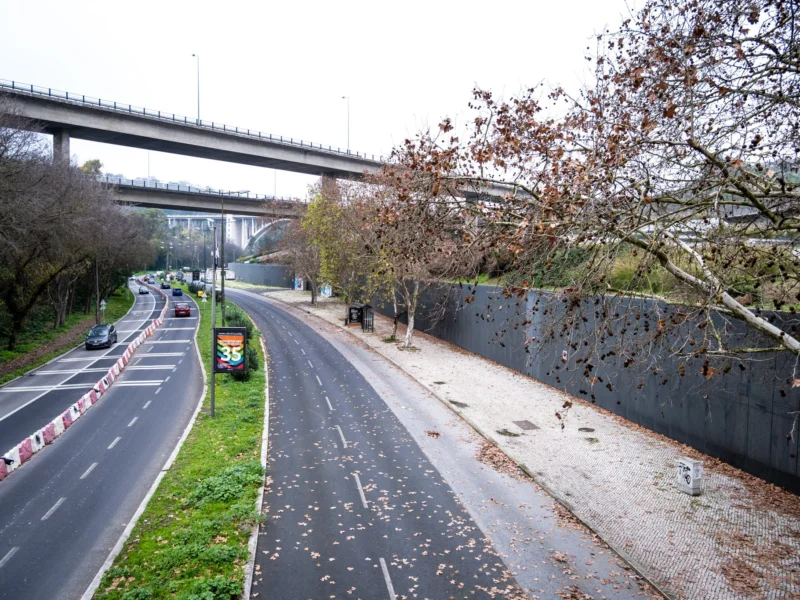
[270,293,673,600]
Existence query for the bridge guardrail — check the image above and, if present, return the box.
[101,175,305,203]
[0,79,386,165]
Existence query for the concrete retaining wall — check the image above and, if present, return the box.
[231,262,293,288]
[373,284,800,492]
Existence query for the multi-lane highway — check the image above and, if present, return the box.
[229,288,654,600]
[0,282,202,600]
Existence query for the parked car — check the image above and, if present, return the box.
[172,288,183,296]
[160,281,171,290]
[138,286,149,294]
[174,302,191,317]
[85,324,117,349]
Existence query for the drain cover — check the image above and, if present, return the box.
[513,420,539,431]
[578,427,595,433]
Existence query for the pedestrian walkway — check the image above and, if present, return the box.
[265,289,800,600]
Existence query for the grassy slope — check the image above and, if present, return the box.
[94,284,267,600]
[0,287,135,386]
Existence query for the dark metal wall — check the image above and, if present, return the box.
[373,284,800,492]
[230,263,293,288]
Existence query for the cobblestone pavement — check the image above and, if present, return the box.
[264,289,800,600]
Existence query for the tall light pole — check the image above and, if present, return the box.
[341,96,350,152]
[192,53,200,123]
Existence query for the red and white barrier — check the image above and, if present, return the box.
[1,277,172,479]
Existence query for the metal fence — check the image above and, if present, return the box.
[0,79,386,163]
[372,284,800,493]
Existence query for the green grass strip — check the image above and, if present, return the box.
[0,287,135,386]
[93,284,267,600]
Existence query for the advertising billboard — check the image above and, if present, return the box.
[214,327,247,373]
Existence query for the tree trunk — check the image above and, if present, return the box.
[391,290,400,341]
[402,281,420,348]
[310,277,317,305]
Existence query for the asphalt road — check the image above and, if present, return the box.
[0,283,203,600]
[230,289,654,600]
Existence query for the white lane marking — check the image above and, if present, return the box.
[1,381,159,392]
[164,376,170,383]
[353,473,368,509]
[307,360,314,369]
[134,358,142,366]
[145,340,192,344]
[0,547,19,570]
[114,381,162,387]
[380,558,397,600]
[41,497,66,521]
[125,365,175,370]
[172,367,178,372]
[143,401,152,409]
[326,396,333,411]
[287,332,293,337]
[80,463,98,480]
[108,436,121,449]
[136,353,185,357]
[165,317,198,320]
[336,425,348,448]
[315,375,322,386]
[128,417,138,427]
[281,325,286,329]
[301,348,306,355]
[294,339,299,345]
[178,359,183,364]
[147,346,154,353]
[155,387,162,395]
[162,327,195,330]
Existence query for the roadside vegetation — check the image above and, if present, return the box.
[0,286,134,385]
[93,287,265,600]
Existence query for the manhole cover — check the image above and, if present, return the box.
[513,420,539,431]
[578,427,595,433]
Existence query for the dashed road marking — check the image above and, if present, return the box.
[108,436,121,449]
[315,375,322,386]
[336,425,348,448]
[326,396,333,411]
[380,558,397,600]
[80,463,98,480]
[41,497,66,521]
[143,400,151,409]
[301,348,306,355]
[0,547,19,570]
[353,473,368,509]
[307,360,314,369]
[155,387,162,395]
[128,417,138,427]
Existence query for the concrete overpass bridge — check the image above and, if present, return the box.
[0,79,383,179]
[0,79,522,210]
[103,175,304,219]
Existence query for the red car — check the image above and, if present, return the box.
[174,302,191,317]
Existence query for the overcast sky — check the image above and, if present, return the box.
[0,0,634,200]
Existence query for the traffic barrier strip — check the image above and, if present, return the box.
[17,438,32,464]
[30,431,44,453]
[53,415,64,437]
[1,281,171,481]
[42,423,56,445]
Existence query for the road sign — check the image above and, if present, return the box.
[214,327,247,373]
[99,300,107,310]
[192,270,200,281]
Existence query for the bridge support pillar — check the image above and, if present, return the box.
[52,129,70,164]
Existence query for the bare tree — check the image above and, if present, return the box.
[390,0,800,377]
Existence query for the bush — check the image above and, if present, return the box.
[230,345,259,382]
[186,461,263,507]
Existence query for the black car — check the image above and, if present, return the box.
[85,324,117,349]
[160,282,171,290]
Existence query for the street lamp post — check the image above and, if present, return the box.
[192,53,200,123]
[341,96,350,152]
